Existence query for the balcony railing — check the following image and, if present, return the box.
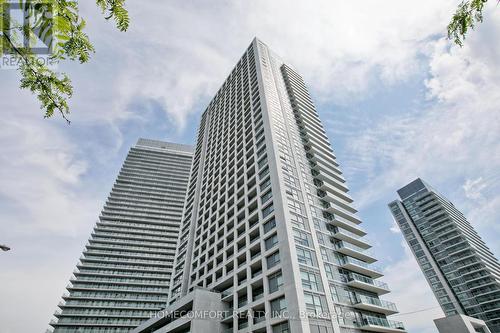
[356,295,398,313]
[331,228,364,241]
[221,288,233,298]
[334,241,376,263]
[348,272,388,290]
[340,257,383,278]
[359,315,405,331]
[335,241,373,256]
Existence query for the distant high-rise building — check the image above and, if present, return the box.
[134,38,405,333]
[389,178,500,333]
[49,139,193,332]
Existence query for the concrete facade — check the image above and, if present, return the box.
[434,314,491,333]
[49,139,193,333]
[134,288,227,333]
[135,38,406,333]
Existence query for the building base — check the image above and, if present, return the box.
[433,314,491,333]
[132,288,227,333]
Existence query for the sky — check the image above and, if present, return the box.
[1,1,500,333]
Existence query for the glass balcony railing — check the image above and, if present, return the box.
[221,310,233,319]
[331,228,364,241]
[334,241,374,257]
[322,201,358,218]
[340,256,383,278]
[359,315,405,330]
[221,288,233,299]
[356,295,398,312]
[348,272,389,290]
[342,257,381,272]
[327,215,365,234]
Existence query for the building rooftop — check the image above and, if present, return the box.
[397,178,434,200]
[136,138,194,152]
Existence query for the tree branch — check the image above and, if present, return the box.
[2,33,71,123]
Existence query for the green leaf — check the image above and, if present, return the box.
[447,0,487,47]
[3,0,129,121]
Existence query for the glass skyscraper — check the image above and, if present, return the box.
[49,139,193,332]
[389,178,500,332]
[134,38,405,333]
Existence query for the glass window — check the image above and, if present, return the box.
[290,213,308,230]
[261,190,273,204]
[267,251,280,269]
[293,228,312,247]
[265,233,278,250]
[301,270,322,292]
[304,292,324,315]
[260,177,271,191]
[263,217,276,234]
[272,321,289,333]
[324,264,336,281]
[268,270,284,293]
[270,296,287,317]
[259,166,269,179]
[262,202,274,218]
[258,155,268,169]
[329,284,339,302]
[296,246,317,267]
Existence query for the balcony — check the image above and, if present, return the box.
[221,310,234,323]
[316,176,348,197]
[317,186,353,207]
[299,122,328,145]
[356,315,406,332]
[307,147,339,168]
[311,166,346,185]
[221,288,234,301]
[295,103,324,122]
[334,241,376,263]
[253,315,266,325]
[303,135,334,158]
[353,295,398,315]
[328,216,366,236]
[331,228,370,249]
[340,257,383,278]
[322,201,362,225]
[347,273,389,295]
[311,160,343,180]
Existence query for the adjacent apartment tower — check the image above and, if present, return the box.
[134,38,405,333]
[389,178,500,333]
[49,139,193,332]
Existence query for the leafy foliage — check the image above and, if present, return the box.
[96,0,129,32]
[19,55,73,120]
[447,0,489,47]
[0,0,129,123]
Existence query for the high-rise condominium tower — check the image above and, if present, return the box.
[49,139,193,333]
[134,38,405,333]
[389,178,500,332]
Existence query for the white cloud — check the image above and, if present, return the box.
[343,11,500,212]
[390,219,402,234]
[0,116,99,236]
[463,177,488,200]
[466,195,500,251]
[69,0,459,128]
